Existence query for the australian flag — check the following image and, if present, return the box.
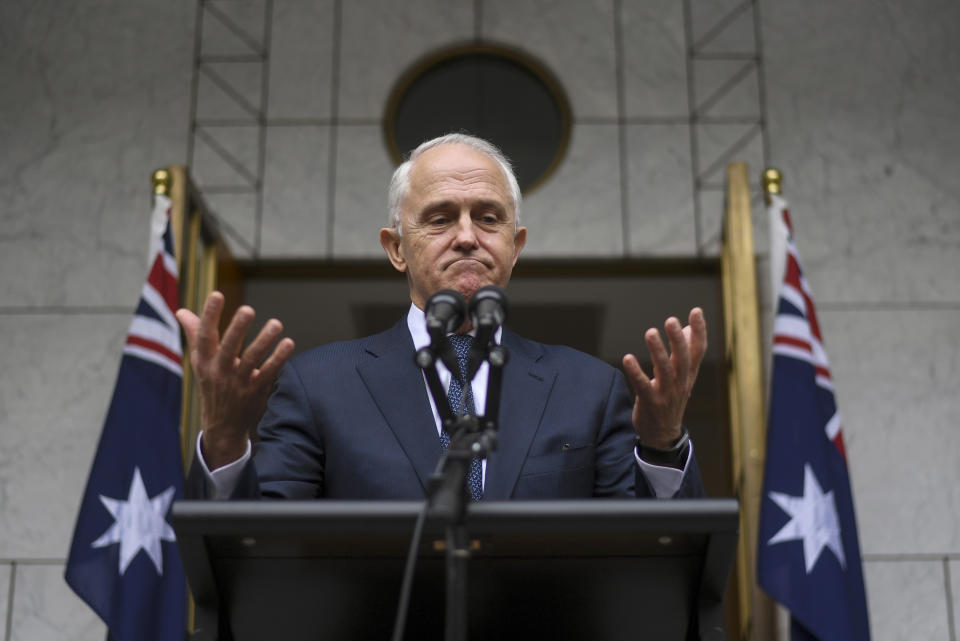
[757,194,870,640]
[65,192,187,641]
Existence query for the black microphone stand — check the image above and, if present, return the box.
[414,335,508,641]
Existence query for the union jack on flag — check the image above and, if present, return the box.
[65,191,187,641]
[123,196,183,376]
[757,193,871,641]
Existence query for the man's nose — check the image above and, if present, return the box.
[452,213,478,249]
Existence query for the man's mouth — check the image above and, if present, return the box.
[444,257,487,270]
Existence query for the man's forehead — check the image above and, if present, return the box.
[410,144,507,187]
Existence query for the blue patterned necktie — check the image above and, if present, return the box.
[441,334,484,501]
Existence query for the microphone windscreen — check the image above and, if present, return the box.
[469,285,508,328]
[425,289,467,335]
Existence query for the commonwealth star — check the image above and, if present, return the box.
[767,463,846,573]
[91,467,177,575]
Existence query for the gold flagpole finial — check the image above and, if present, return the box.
[152,168,172,196]
[761,168,783,205]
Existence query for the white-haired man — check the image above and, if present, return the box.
[178,133,706,500]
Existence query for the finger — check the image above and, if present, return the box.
[665,316,689,387]
[254,337,296,382]
[237,318,284,378]
[686,307,708,379]
[621,353,652,398]
[175,308,200,355]
[645,326,675,387]
[195,292,225,360]
[217,305,256,369]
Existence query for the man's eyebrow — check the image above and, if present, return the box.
[472,199,507,213]
[417,199,458,214]
[417,199,507,214]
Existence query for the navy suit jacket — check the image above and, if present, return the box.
[189,319,703,500]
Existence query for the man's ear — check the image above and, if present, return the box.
[380,227,407,273]
[512,226,527,266]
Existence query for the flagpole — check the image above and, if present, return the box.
[761,168,788,641]
[153,167,198,638]
[763,169,788,315]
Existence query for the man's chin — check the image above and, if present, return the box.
[443,266,495,300]
[448,276,499,303]
[453,281,485,301]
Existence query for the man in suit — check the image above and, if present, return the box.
[177,133,707,500]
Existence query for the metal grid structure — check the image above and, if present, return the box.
[187,0,770,259]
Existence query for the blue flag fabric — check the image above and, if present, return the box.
[757,195,870,641]
[65,193,186,641]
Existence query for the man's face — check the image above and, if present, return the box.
[380,144,527,310]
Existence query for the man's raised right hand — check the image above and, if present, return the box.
[175,291,295,470]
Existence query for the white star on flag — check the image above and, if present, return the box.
[767,463,846,573]
[91,467,177,576]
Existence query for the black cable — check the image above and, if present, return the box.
[390,450,449,641]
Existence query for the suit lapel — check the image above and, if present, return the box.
[356,320,441,493]
[482,328,555,500]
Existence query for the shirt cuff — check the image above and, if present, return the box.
[195,432,252,500]
[634,440,694,499]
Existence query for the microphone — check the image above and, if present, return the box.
[425,289,467,338]
[467,285,508,379]
[425,289,467,374]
